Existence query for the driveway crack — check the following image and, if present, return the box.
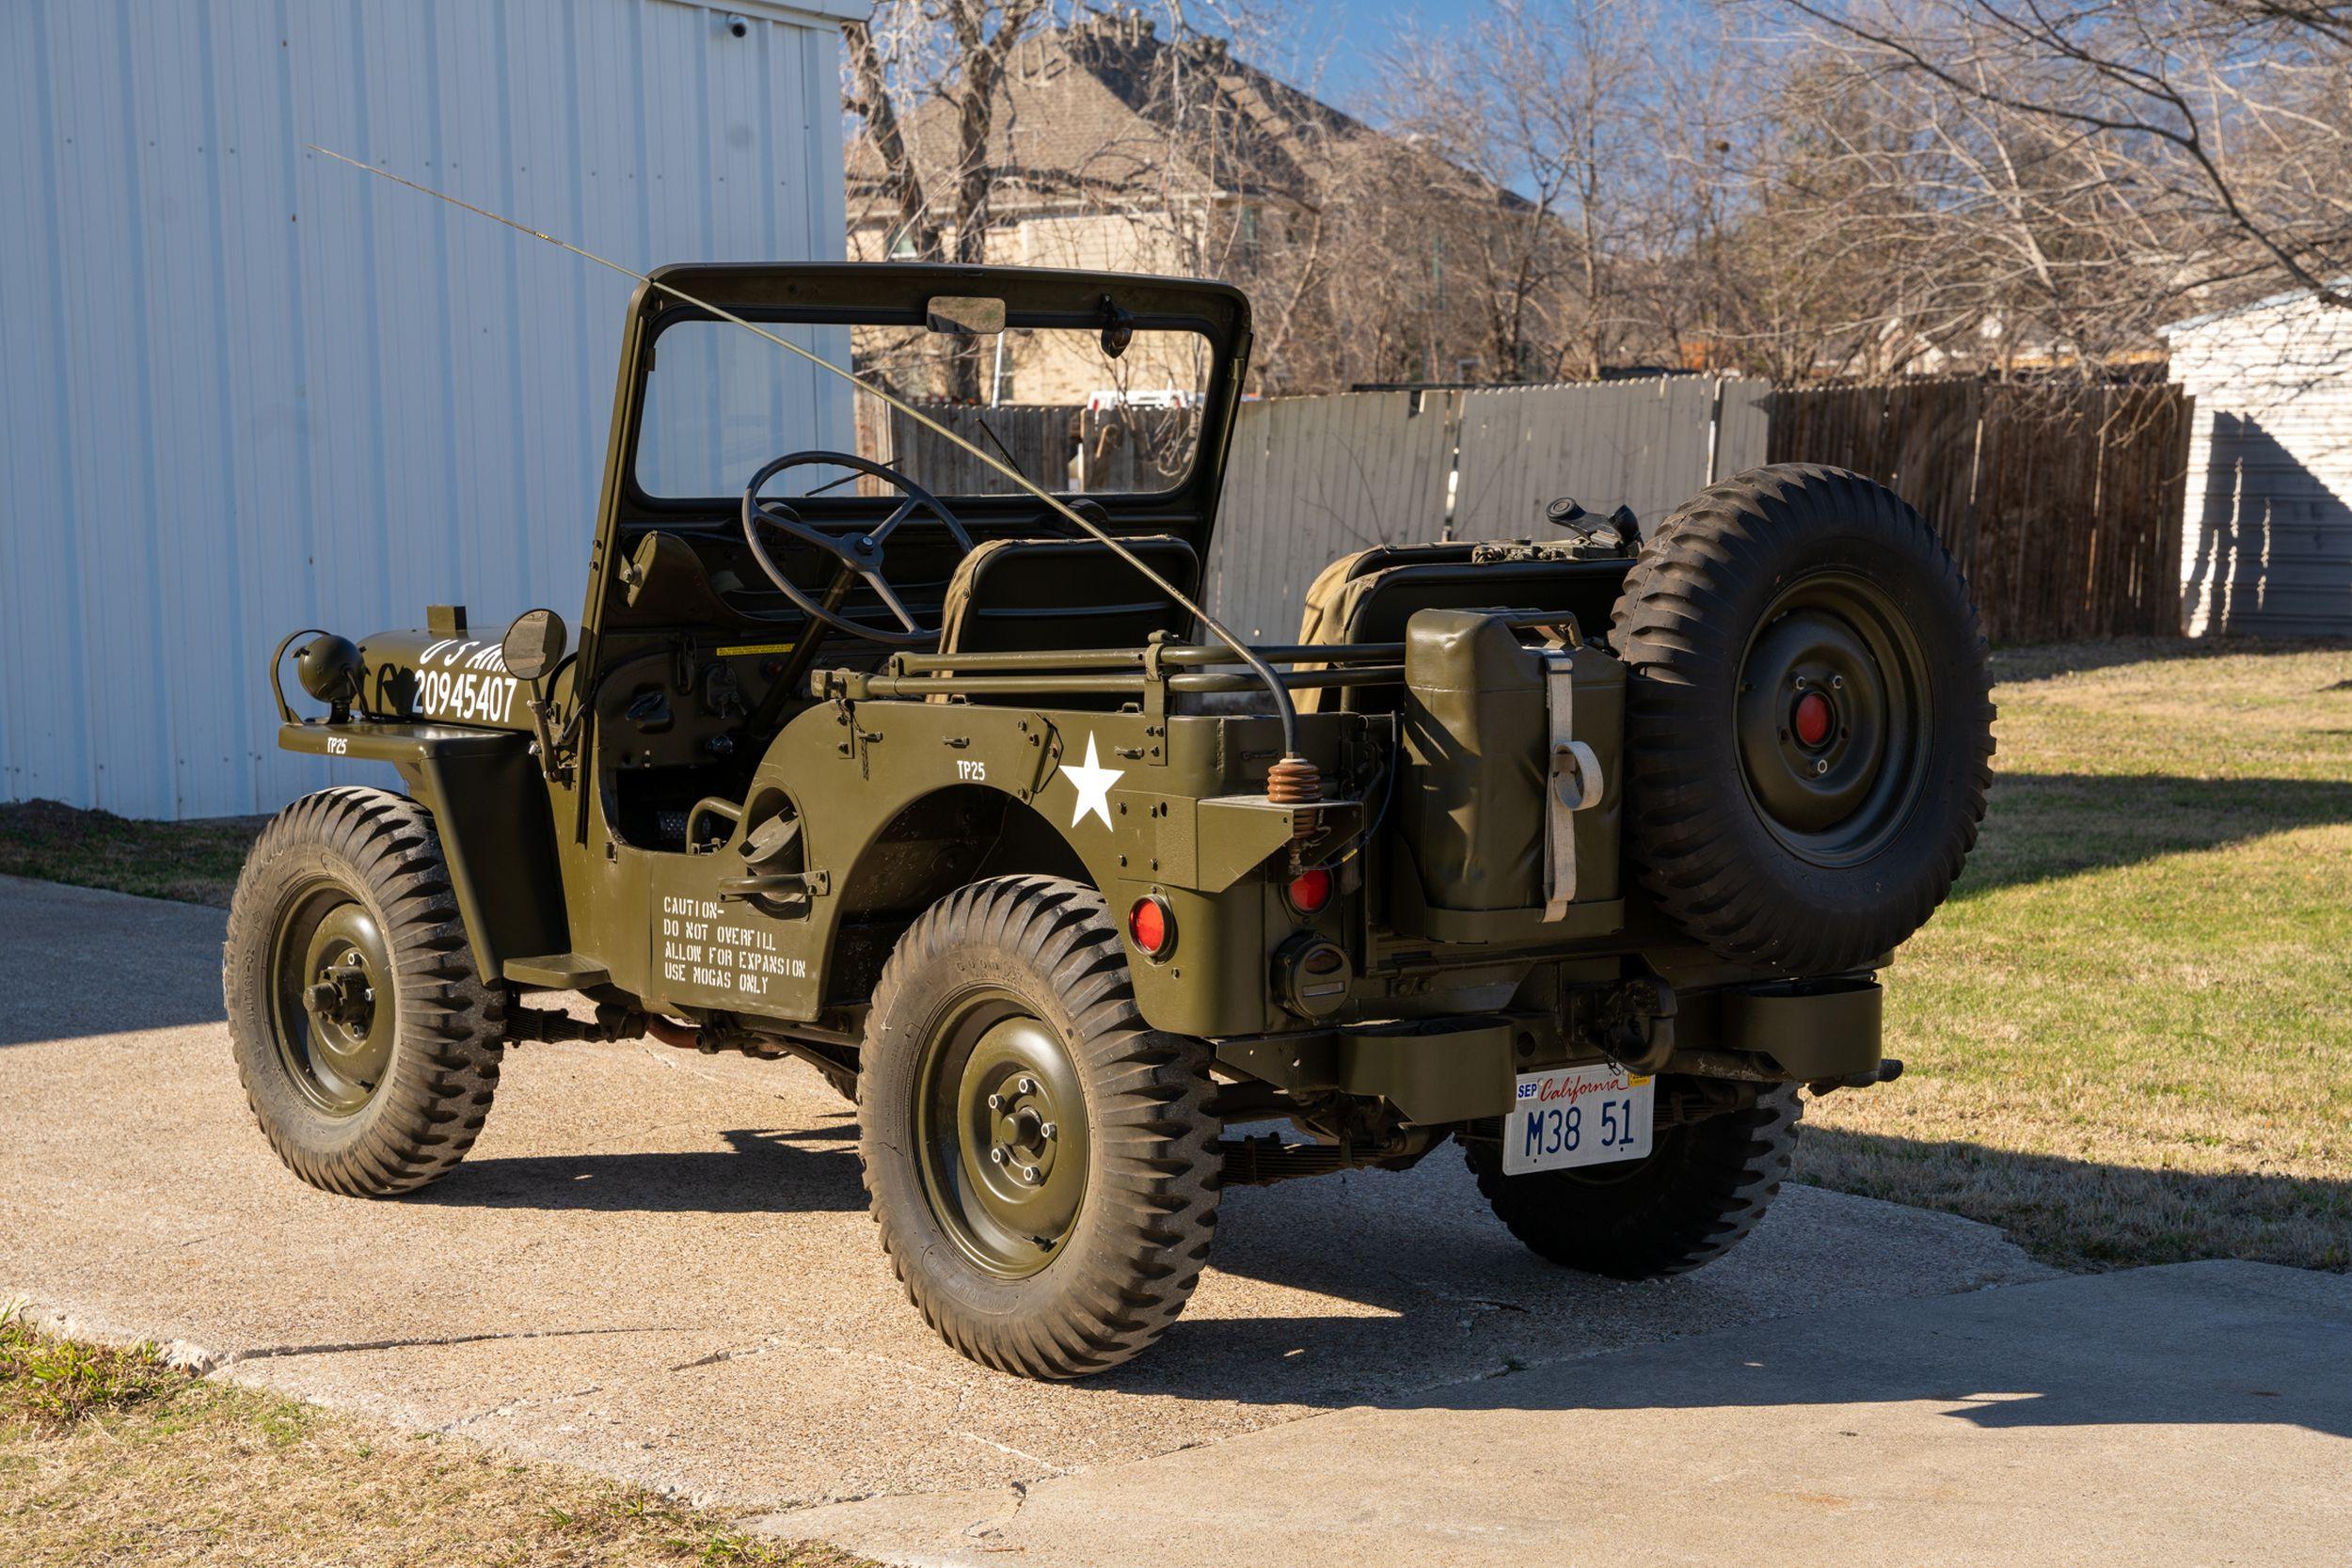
[208,1323,698,1372]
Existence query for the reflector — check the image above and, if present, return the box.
[1128,895,1174,959]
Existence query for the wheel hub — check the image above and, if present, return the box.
[984,1072,1064,1189]
[1734,575,1931,868]
[1790,689,1835,749]
[270,891,396,1117]
[916,1001,1091,1279]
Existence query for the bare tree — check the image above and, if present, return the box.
[1765,0,2352,321]
[844,1,1371,395]
[1378,0,1661,381]
[844,0,1053,396]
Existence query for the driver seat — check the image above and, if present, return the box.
[933,535,1200,670]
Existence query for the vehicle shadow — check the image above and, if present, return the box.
[401,1125,866,1214]
[1792,1127,2352,1275]
[1083,1136,2350,1435]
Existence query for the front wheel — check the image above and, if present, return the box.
[859,877,1219,1379]
[222,787,505,1196]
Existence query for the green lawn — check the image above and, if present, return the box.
[1794,639,2352,1271]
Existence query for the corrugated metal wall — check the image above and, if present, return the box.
[0,0,853,819]
[2166,293,2352,637]
[1204,390,1459,641]
[1202,378,1770,644]
[1453,377,1764,539]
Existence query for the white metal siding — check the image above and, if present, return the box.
[0,0,851,818]
[2166,293,2352,637]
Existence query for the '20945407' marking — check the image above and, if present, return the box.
[414,667,519,724]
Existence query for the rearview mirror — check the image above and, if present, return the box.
[501,609,568,683]
[925,295,1006,336]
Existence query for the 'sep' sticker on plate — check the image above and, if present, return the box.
[1504,1063,1654,1175]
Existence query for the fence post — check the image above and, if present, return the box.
[1705,377,1725,484]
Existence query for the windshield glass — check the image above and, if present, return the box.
[634,316,1213,500]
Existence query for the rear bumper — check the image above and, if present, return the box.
[1217,976,1885,1126]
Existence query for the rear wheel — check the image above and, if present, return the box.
[859,877,1218,1379]
[222,787,504,1196]
[1466,1086,1802,1278]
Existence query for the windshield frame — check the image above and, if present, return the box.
[621,297,1232,515]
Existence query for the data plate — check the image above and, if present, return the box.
[1504,1063,1654,1175]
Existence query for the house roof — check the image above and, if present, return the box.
[2159,277,2352,338]
[847,15,1384,223]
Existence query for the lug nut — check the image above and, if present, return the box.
[986,1092,1003,1110]
[1040,1121,1057,1139]
[1020,1165,1042,1185]
[990,1147,1007,1164]
[1813,759,1829,775]
[1831,674,1846,689]
[1017,1076,1038,1096]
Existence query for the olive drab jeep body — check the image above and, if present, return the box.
[226,264,1994,1379]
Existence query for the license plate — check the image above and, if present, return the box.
[1504,1063,1654,1175]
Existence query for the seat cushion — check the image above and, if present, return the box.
[1294,542,1631,713]
[934,533,1200,664]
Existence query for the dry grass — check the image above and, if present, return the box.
[0,1304,866,1568]
[0,800,261,907]
[1794,637,2352,1272]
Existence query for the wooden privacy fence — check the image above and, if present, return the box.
[853,376,2186,646]
[1767,380,2193,641]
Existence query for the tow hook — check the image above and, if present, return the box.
[1807,1057,1906,1098]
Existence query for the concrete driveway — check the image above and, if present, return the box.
[4,874,2345,1564]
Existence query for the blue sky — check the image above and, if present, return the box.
[1276,0,1484,110]
[1284,0,1718,115]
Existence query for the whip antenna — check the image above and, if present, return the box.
[306,145,1311,784]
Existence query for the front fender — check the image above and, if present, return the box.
[278,721,567,979]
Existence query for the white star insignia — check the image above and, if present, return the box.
[1059,733,1123,830]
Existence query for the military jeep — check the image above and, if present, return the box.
[225,264,1993,1379]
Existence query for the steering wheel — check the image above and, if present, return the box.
[739,451,975,645]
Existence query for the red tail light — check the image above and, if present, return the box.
[1285,866,1334,915]
[1128,895,1175,960]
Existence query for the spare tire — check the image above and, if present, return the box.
[1609,465,1994,974]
